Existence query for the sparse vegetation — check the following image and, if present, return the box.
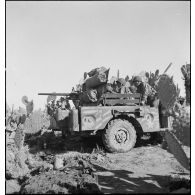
[181,64,190,105]
[6,64,190,194]
[172,105,190,147]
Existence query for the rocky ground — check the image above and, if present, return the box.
[6,130,190,194]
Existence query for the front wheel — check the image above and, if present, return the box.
[102,119,137,153]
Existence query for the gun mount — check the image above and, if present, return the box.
[38,92,80,100]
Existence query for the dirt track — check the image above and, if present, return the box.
[93,145,190,193]
[6,132,190,194]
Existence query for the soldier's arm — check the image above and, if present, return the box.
[141,83,147,102]
[106,84,117,93]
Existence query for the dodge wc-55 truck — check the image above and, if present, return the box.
[39,92,171,153]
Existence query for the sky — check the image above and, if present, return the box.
[6,1,190,110]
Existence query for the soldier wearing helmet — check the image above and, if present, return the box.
[132,76,156,105]
[113,78,131,94]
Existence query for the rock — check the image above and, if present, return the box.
[27,158,43,169]
[54,155,64,170]
[43,162,53,170]
[6,180,21,194]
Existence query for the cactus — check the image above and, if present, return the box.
[6,98,33,180]
[125,75,129,82]
[181,64,190,105]
[24,110,50,134]
[21,96,28,105]
[14,124,25,150]
[6,96,34,148]
[157,74,179,110]
[172,106,190,146]
[145,69,160,89]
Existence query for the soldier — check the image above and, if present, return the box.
[47,99,56,117]
[114,78,131,94]
[132,76,157,106]
[60,97,71,110]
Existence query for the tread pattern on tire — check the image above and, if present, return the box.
[102,118,137,153]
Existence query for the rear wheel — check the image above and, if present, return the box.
[102,119,137,153]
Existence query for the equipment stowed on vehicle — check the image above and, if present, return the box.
[38,88,174,153]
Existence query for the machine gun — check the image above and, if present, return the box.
[38,92,80,101]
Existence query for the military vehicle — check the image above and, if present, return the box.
[38,91,173,153]
[38,63,185,154]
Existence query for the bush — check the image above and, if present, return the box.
[172,106,190,147]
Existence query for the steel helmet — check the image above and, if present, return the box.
[133,76,142,82]
[116,78,126,86]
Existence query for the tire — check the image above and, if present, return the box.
[102,119,137,153]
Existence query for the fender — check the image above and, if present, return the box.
[80,105,140,131]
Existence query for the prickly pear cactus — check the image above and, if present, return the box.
[157,74,179,110]
[24,110,50,134]
[181,64,190,105]
[14,124,25,150]
[6,96,34,148]
[22,96,29,105]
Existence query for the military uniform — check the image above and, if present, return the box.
[113,78,131,94]
[120,85,131,94]
[136,82,155,102]
[133,76,156,105]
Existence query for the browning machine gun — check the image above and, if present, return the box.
[38,92,80,101]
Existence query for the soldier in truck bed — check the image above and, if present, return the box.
[132,76,157,106]
[113,78,131,94]
[95,79,130,101]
